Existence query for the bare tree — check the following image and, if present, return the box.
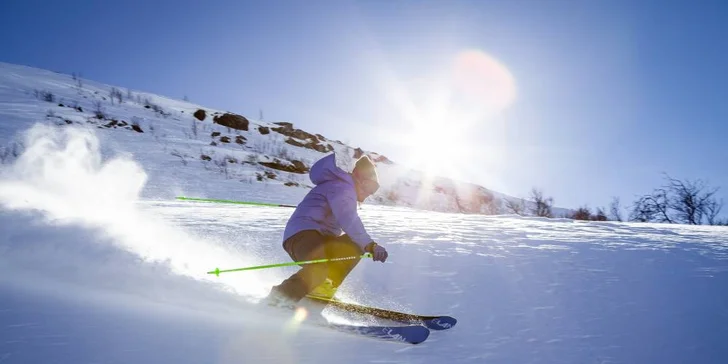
[629,188,672,223]
[505,198,526,215]
[609,196,623,222]
[704,198,723,225]
[110,87,123,104]
[630,174,722,225]
[665,174,719,225]
[73,72,83,90]
[530,188,553,218]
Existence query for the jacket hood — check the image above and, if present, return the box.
[309,152,355,186]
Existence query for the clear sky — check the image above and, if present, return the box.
[1,0,726,213]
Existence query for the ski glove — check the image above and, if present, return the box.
[365,242,388,263]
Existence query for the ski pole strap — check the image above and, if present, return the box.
[207,253,373,277]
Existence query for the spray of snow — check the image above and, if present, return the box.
[0,123,271,299]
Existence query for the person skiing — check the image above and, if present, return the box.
[263,150,388,308]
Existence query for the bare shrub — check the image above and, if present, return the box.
[592,207,608,221]
[35,89,55,102]
[609,196,623,222]
[110,87,123,104]
[505,198,527,215]
[530,188,553,217]
[170,150,188,166]
[92,100,106,119]
[570,206,592,220]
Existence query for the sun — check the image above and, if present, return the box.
[401,116,472,178]
[385,50,515,180]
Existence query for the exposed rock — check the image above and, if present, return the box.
[211,131,221,137]
[373,154,393,164]
[291,160,307,172]
[235,135,246,144]
[193,109,206,121]
[258,158,309,174]
[285,138,305,147]
[306,142,333,153]
[213,112,249,131]
[131,124,144,133]
[258,126,270,135]
[284,181,299,187]
[219,136,231,143]
[284,137,332,153]
[200,154,212,161]
[271,122,318,142]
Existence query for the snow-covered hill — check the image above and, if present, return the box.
[1,61,727,364]
[0,61,568,216]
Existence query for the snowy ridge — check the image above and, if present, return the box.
[0,61,566,215]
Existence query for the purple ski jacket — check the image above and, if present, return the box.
[283,153,374,250]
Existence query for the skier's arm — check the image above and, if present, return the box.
[327,187,373,250]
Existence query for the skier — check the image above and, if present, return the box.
[263,151,389,308]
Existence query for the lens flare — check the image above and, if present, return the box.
[452,49,517,114]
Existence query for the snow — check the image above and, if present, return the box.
[1,62,728,363]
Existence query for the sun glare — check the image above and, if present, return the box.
[385,49,516,180]
[403,118,471,177]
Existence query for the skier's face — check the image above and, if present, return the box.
[355,178,379,202]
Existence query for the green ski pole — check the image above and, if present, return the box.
[176,196,297,208]
[207,253,373,277]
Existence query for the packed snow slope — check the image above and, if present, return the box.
[0,124,727,364]
[1,62,727,363]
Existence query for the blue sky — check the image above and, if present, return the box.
[1,0,726,214]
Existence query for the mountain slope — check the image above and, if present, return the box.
[0,62,727,364]
[0,61,567,215]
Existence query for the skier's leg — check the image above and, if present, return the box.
[306,235,364,300]
[324,234,364,288]
[268,230,329,303]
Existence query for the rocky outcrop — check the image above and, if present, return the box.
[193,109,206,121]
[272,122,318,142]
[285,138,305,147]
[258,158,309,174]
[213,113,249,131]
[373,154,393,164]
